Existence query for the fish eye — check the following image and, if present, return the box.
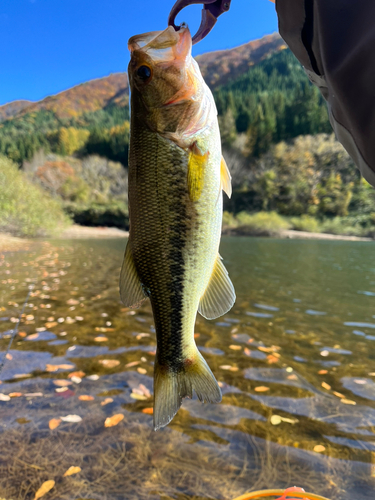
[137,65,152,81]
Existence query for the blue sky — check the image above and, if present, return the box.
[0,0,278,105]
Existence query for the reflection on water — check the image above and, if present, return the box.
[1,237,375,499]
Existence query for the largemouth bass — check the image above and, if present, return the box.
[120,25,235,430]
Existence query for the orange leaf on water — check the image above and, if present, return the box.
[68,371,85,379]
[53,380,72,387]
[94,336,108,342]
[254,386,269,392]
[49,418,61,430]
[99,360,120,368]
[34,480,55,500]
[267,354,279,364]
[79,395,94,401]
[321,382,331,390]
[63,466,81,477]
[101,398,113,406]
[9,392,22,398]
[104,414,124,427]
[142,407,153,414]
[125,361,139,368]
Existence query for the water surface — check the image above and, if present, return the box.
[1,237,375,499]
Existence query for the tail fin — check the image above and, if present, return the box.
[153,350,222,431]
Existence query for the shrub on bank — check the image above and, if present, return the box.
[0,155,70,237]
[223,211,290,235]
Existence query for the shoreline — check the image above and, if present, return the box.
[1,225,372,252]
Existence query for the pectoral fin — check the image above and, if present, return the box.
[198,254,236,320]
[220,156,232,198]
[119,241,147,308]
[187,143,209,202]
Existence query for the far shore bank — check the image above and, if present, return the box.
[1,224,373,252]
[222,227,373,242]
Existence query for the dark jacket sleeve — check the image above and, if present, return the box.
[276,0,375,186]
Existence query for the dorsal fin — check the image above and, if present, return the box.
[198,254,236,320]
[119,241,147,308]
[220,156,232,198]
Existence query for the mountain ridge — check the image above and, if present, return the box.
[0,33,285,123]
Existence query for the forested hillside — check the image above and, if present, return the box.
[1,34,374,237]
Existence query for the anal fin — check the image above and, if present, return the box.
[119,241,147,308]
[198,254,236,320]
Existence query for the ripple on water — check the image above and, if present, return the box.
[341,377,375,401]
[246,312,274,318]
[353,330,366,336]
[253,303,279,312]
[344,321,375,328]
[305,309,327,316]
[184,400,266,425]
[321,346,352,355]
[198,346,224,356]
[0,350,52,381]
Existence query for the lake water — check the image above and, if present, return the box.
[1,237,375,500]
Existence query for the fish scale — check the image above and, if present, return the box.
[120,26,235,429]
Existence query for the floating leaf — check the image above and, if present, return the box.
[341,398,356,405]
[60,414,82,423]
[229,345,241,350]
[142,407,153,414]
[254,386,269,392]
[333,391,345,398]
[34,480,55,500]
[136,333,150,339]
[280,416,298,424]
[79,395,94,401]
[9,392,22,398]
[318,369,328,375]
[0,393,10,401]
[137,367,147,375]
[125,361,140,368]
[45,322,57,328]
[5,353,13,360]
[94,336,108,342]
[99,359,120,368]
[49,418,61,430]
[267,354,279,364]
[270,415,282,425]
[321,382,331,390]
[130,393,147,401]
[220,365,238,372]
[105,414,124,427]
[68,371,85,379]
[27,333,39,340]
[55,387,68,393]
[101,397,113,406]
[139,384,151,398]
[53,380,72,387]
[71,376,82,384]
[313,445,326,453]
[63,466,81,477]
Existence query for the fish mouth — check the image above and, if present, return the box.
[128,26,192,64]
